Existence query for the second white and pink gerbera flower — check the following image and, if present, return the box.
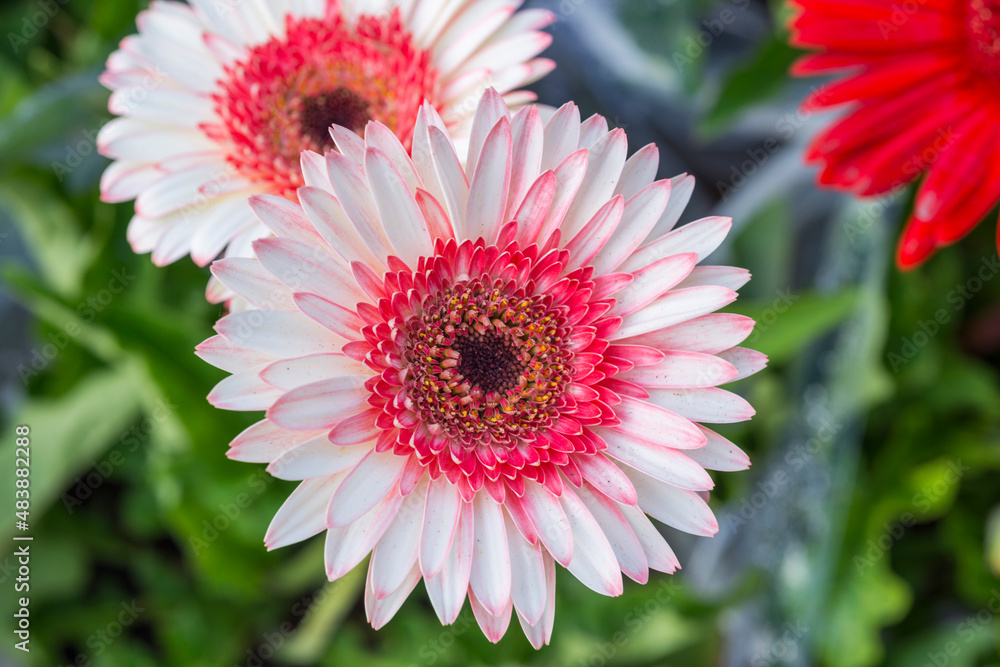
[98,0,554,303]
[197,90,765,646]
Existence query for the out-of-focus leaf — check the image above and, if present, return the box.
[987,506,1000,578]
[730,289,859,363]
[281,566,367,664]
[0,177,95,296]
[701,36,800,135]
[823,556,912,667]
[0,361,142,537]
[0,70,107,169]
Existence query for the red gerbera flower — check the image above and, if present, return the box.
[790,0,1000,267]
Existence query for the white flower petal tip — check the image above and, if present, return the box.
[100,0,556,286]
[199,90,763,646]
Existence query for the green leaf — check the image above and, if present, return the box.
[730,289,859,364]
[700,36,800,136]
[0,70,108,170]
[0,361,143,537]
[0,177,96,297]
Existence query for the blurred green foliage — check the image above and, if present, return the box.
[1,0,999,665]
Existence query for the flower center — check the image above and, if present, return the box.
[967,0,1000,80]
[452,331,525,396]
[359,236,621,499]
[207,9,438,199]
[402,276,572,446]
[300,89,372,149]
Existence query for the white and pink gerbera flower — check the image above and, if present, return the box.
[98,0,554,303]
[196,89,765,646]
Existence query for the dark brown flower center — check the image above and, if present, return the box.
[452,331,526,396]
[300,88,372,148]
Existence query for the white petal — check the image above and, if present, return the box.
[327,450,408,527]
[576,483,649,584]
[615,501,680,573]
[607,395,707,450]
[515,553,556,649]
[684,426,751,472]
[617,350,739,388]
[371,483,426,598]
[609,253,698,318]
[464,117,512,244]
[645,387,756,424]
[614,144,659,200]
[259,353,367,391]
[620,313,756,354]
[597,427,714,492]
[675,266,752,291]
[226,419,324,463]
[504,513,547,625]
[520,479,573,566]
[297,186,382,268]
[469,492,511,617]
[540,102,581,172]
[366,560,422,630]
[590,179,671,275]
[612,286,738,340]
[425,501,474,624]
[621,216,732,273]
[420,480,463,578]
[267,436,368,481]
[469,590,513,644]
[365,148,434,262]
[207,367,282,411]
[324,490,403,579]
[624,467,718,537]
[265,474,344,549]
[559,486,623,597]
[266,376,370,430]
[559,129,628,240]
[216,309,345,357]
